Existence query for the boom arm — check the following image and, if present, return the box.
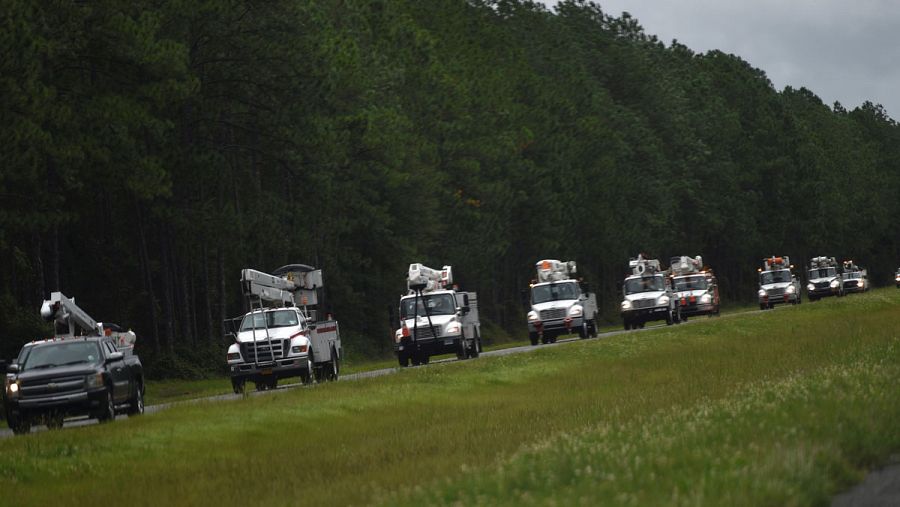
[407,263,452,293]
[40,292,101,337]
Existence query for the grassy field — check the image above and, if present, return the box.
[2,289,898,506]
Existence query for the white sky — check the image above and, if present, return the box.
[538,0,899,118]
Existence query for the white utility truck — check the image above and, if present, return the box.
[393,263,481,367]
[526,259,598,345]
[806,256,843,301]
[226,264,341,393]
[840,260,868,294]
[669,256,720,320]
[621,254,680,330]
[758,256,801,309]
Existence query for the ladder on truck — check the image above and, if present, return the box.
[239,265,322,369]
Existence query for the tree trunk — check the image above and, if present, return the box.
[136,205,161,354]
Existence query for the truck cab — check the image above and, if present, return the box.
[758,256,801,309]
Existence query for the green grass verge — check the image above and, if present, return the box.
[2,289,898,506]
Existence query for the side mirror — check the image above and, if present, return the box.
[7,363,19,374]
[456,306,470,316]
[106,352,124,363]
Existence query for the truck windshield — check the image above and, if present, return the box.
[240,310,300,331]
[674,275,708,291]
[760,270,792,284]
[400,294,457,318]
[844,271,862,279]
[21,342,102,371]
[531,282,578,304]
[808,268,836,279]
[624,276,665,295]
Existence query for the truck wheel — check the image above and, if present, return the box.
[456,340,467,361]
[267,377,278,390]
[666,311,674,326]
[759,304,767,310]
[97,387,115,422]
[578,322,588,339]
[420,354,430,365]
[589,319,598,338]
[45,414,64,430]
[9,415,31,435]
[327,349,340,381]
[398,352,410,367]
[624,321,630,331]
[254,382,267,392]
[529,332,539,346]
[232,377,246,394]
[469,338,480,359]
[127,384,145,416]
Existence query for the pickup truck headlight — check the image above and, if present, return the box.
[758,289,766,297]
[786,285,796,294]
[807,283,815,292]
[621,300,632,311]
[568,305,583,317]
[830,279,840,288]
[445,322,461,335]
[6,379,19,397]
[700,293,712,304]
[85,373,104,389]
[857,279,865,288]
[527,311,539,323]
[656,295,669,307]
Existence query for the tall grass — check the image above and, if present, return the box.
[1,290,897,506]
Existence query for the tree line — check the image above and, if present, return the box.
[2,0,898,376]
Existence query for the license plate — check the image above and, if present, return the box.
[261,368,273,376]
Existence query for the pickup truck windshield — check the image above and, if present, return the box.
[21,342,102,371]
[674,275,708,291]
[624,276,665,295]
[400,294,456,319]
[760,270,792,284]
[240,310,300,331]
[808,268,837,279]
[531,282,578,304]
[844,271,862,279]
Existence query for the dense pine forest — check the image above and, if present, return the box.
[2,0,899,376]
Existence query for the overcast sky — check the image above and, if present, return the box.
[538,0,899,119]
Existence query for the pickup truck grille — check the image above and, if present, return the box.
[813,282,830,289]
[539,308,566,320]
[632,298,656,309]
[767,287,786,296]
[20,375,86,399]
[412,326,438,341]
[843,280,859,288]
[241,340,286,363]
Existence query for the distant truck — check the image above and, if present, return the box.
[621,254,680,329]
[394,263,481,366]
[226,265,341,393]
[669,256,720,320]
[806,256,843,301]
[526,260,598,345]
[896,268,900,288]
[758,256,801,309]
[840,260,868,294]
[4,292,144,435]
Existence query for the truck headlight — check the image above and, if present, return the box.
[621,300,632,311]
[527,311,539,323]
[786,285,796,294]
[445,322,461,335]
[758,289,766,297]
[290,345,308,354]
[857,279,864,287]
[807,283,815,292]
[6,379,20,397]
[568,305,583,317]
[85,373,104,389]
[656,295,669,306]
[700,293,711,304]
[830,279,840,288]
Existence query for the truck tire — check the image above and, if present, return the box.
[760,303,767,310]
[456,339,467,361]
[589,318,598,338]
[126,384,145,416]
[97,387,115,422]
[327,349,340,381]
[232,377,246,394]
[578,321,589,339]
[9,414,31,435]
[398,352,410,367]
[468,336,480,358]
[529,332,539,346]
[666,310,674,326]
[624,321,631,331]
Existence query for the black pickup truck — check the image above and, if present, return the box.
[4,336,144,434]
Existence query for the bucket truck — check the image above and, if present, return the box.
[840,260,868,294]
[4,292,144,434]
[620,255,680,330]
[226,264,341,393]
[805,256,843,301]
[758,256,801,309]
[669,256,720,320]
[393,263,481,366]
[526,260,598,345]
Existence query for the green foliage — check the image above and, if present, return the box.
[1,0,899,374]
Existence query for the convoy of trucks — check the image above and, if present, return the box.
[526,260,598,345]
[226,265,341,393]
[758,256,801,309]
[393,263,481,366]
